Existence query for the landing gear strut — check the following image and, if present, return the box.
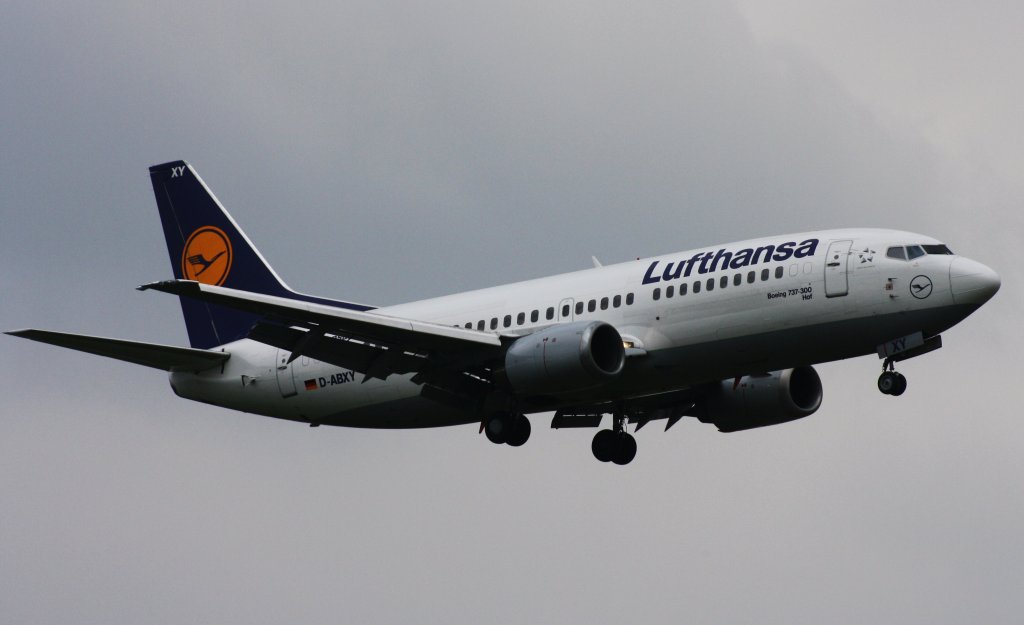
[483,412,531,447]
[877,359,908,396]
[591,411,637,465]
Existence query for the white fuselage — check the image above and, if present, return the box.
[168,228,996,428]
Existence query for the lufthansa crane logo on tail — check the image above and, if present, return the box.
[182,226,233,285]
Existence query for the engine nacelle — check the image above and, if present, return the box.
[698,366,823,432]
[504,321,625,396]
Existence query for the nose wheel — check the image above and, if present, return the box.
[878,360,908,396]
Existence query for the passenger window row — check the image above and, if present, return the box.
[462,292,637,331]
[652,266,785,300]
[460,262,794,330]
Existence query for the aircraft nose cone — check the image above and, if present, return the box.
[950,257,1001,305]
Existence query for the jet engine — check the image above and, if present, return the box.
[504,321,625,396]
[698,366,823,432]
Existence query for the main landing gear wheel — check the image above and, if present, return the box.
[505,415,531,447]
[484,413,531,446]
[592,429,616,462]
[877,361,908,396]
[484,414,507,444]
[591,429,637,465]
[613,433,637,465]
[594,409,637,465]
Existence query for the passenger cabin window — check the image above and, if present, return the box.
[693,280,701,293]
[653,287,661,301]
[465,322,472,329]
[666,285,674,298]
[733,273,742,286]
[747,271,755,284]
[600,297,609,310]
[613,295,621,308]
[546,307,555,320]
[761,268,770,281]
[517,312,525,325]
[503,315,512,328]
[490,318,498,330]
[626,293,634,305]
[679,283,687,296]
[562,304,571,317]
[531,310,539,323]
[588,299,596,312]
[907,245,925,260]
[720,276,728,289]
[775,266,784,279]
[706,278,714,291]
[575,302,584,315]
[478,320,485,331]
[886,246,907,260]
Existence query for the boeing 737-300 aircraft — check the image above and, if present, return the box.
[8,161,1001,464]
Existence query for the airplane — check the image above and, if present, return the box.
[7,161,1001,465]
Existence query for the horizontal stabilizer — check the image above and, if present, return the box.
[6,329,230,372]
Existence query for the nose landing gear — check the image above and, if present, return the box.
[877,359,908,396]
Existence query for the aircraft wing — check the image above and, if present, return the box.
[139,280,506,383]
[6,329,229,372]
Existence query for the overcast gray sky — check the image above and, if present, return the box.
[1,2,1021,623]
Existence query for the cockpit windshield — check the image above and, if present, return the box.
[886,244,954,260]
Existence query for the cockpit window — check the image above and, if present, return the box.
[886,246,907,260]
[923,244,954,255]
[888,243,954,261]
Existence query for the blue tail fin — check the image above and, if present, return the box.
[149,160,373,349]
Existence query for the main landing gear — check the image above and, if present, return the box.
[877,359,908,396]
[483,412,531,447]
[591,412,637,465]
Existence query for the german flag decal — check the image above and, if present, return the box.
[304,379,318,391]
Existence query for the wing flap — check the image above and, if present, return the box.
[549,387,698,431]
[6,329,229,372]
[247,322,426,379]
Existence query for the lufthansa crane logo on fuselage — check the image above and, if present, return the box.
[910,275,933,299]
[182,226,233,285]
